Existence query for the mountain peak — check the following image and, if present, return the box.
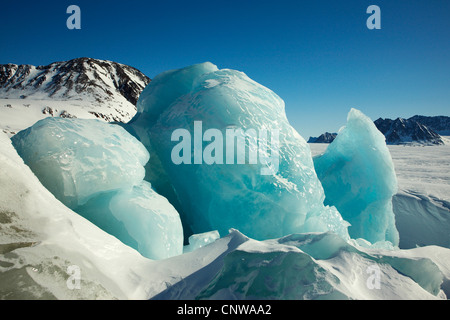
[0,58,151,135]
[408,115,450,136]
[308,132,337,143]
[375,117,443,145]
[0,57,150,105]
[310,116,448,146]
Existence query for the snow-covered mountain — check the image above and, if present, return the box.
[0,57,150,135]
[0,57,150,105]
[374,117,444,145]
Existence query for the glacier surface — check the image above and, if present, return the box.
[314,109,399,246]
[11,117,183,260]
[128,62,350,241]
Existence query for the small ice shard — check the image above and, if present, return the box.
[313,108,400,246]
[184,230,220,253]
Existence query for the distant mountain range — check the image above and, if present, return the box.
[0,57,151,136]
[308,132,337,143]
[408,115,450,136]
[374,117,444,145]
[0,57,149,105]
[309,116,450,145]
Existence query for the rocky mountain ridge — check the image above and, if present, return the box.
[0,57,151,135]
[309,116,449,145]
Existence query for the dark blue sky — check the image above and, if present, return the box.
[1,0,449,138]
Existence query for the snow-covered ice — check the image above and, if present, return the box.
[152,230,449,300]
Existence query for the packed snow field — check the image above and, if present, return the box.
[0,98,135,137]
[1,62,450,300]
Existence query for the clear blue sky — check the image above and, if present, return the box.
[1,0,449,138]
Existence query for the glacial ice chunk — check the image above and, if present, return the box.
[12,117,184,260]
[128,62,350,241]
[77,181,184,260]
[313,109,399,246]
[12,117,149,208]
[0,131,155,299]
[136,62,219,122]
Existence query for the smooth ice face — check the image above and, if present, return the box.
[129,62,350,241]
[77,181,184,260]
[12,117,149,208]
[313,109,399,246]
